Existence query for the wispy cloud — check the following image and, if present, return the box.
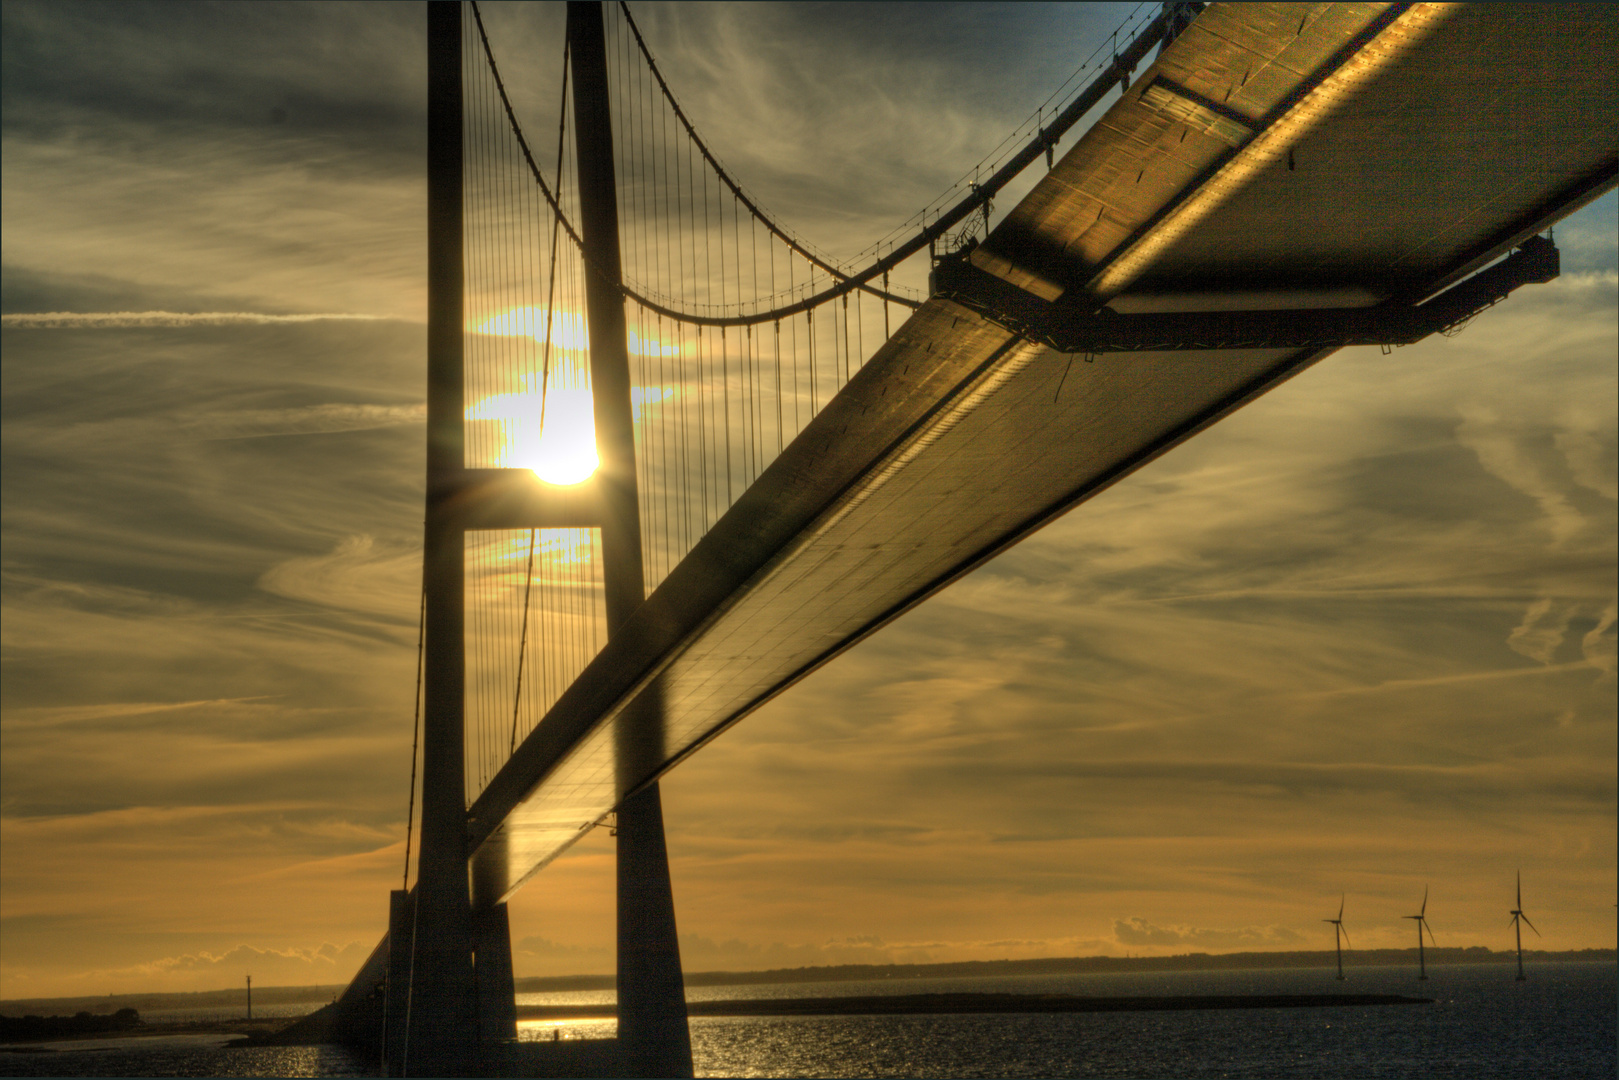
[76,941,371,991]
[175,403,425,440]
[1,310,396,329]
[1113,918,1305,950]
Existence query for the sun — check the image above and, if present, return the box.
[465,384,599,485]
[466,307,678,485]
[514,387,600,486]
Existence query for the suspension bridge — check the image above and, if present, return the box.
[320,2,1616,1074]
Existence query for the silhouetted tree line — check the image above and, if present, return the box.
[0,1007,141,1041]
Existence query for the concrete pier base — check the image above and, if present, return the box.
[474,902,519,1049]
[383,889,413,1076]
[617,781,693,1078]
[401,883,476,1076]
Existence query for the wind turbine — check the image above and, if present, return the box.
[1509,871,1539,981]
[1403,886,1437,980]
[1323,895,1349,981]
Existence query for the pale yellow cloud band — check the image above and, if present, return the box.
[0,311,393,329]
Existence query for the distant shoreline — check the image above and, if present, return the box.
[518,991,1435,1020]
[0,991,1434,1051]
[521,947,1617,993]
[4,948,1610,1016]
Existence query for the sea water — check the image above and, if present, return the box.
[2,961,1612,1078]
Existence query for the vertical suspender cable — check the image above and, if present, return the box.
[403,585,426,890]
[773,319,782,455]
[883,267,890,340]
[789,257,799,436]
[807,264,817,415]
[498,34,571,757]
[841,292,849,386]
[855,282,863,371]
[509,529,536,754]
[769,228,782,455]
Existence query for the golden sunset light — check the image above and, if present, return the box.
[473,305,679,359]
[466,382,599,485]
[0,1,1613,1076]
[467,308,678,482]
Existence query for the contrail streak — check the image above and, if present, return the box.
[1,311,392,329]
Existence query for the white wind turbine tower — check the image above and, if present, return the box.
[1323,895,1349,981]
[1509,871,1540,982]
[1403,886,1437,980]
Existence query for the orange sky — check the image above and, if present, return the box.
[1,2,1614,1000]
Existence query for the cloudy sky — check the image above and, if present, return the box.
[2,2,1614,1000]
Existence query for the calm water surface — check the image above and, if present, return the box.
[2,962,1611,1078]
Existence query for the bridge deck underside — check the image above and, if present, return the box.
[466,1,1617,907]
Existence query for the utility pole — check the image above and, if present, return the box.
[568,3,693,1076]
[246,975,251,1021]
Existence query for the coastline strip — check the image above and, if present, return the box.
[518,991,1433,1019]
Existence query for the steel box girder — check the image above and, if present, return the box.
[932,234,1559,353]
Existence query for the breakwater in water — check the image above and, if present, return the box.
[517,990,1431,1020]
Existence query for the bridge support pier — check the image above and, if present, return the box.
[403,3,480,1075]
[618,781,693,1078]
[568,2,698,1074]
[474,903,519,1051]
[383,890,413,1076]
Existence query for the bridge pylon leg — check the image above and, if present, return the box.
[402,504,478,1076]
[382,889,413,1077]
[618,780,694,1078]
[405,3,479,1075]
[568,2,693,1074]
[473,903,519,1053]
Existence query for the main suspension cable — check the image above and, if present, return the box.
[614,1,912,310]
[469,0,1171,328]
[402,585,425,891]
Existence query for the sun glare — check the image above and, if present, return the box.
[487,528,598,571]
[475,307,591,351]
[466,385,600,485]
[473,307,680,360]
[466,308,679,485]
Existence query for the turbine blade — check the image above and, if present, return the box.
[1517,871,1522,909]
[1421,886,1428,917]
[1522,914,1540,937]
[1338,895,1345,921]
[1342,926,1351,948]
[1425,920,1437,947]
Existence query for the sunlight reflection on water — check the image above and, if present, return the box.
[517,1017,618,1041]
[3,963,1610,1078]
[678,964,1616,1080]
[0,1035,369,1078]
